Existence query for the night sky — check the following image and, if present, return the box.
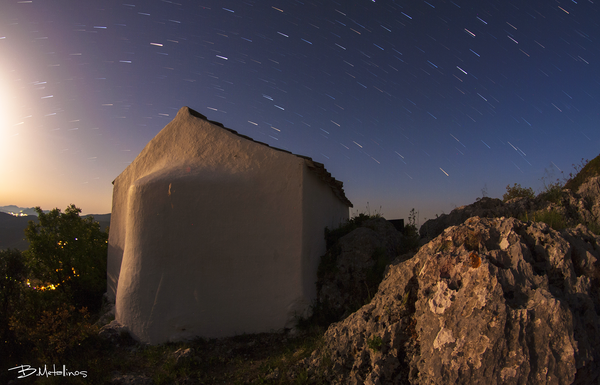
[2,0,599,225]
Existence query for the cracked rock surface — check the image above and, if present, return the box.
[304,216,600,384]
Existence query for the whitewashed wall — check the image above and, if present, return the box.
[107,107,350,343]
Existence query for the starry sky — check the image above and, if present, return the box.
[1,0,599,225]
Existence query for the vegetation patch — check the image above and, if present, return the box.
[537,182,564,205]
[324,213,375,250]
[503,183,535,202]
[401,208,421,253]
[366,247,392,297]
[564,156,600,192]
[519,209,568,231]
[367,335,383,351]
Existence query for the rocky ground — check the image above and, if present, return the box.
[300,217,600,384]
[97,173,600,384]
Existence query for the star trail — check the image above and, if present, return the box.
[1,0,599,222]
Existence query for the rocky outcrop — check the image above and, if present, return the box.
[98,320,134,345]
[420,176,600,241]
[317,218,406,321]
[577,176,600,222]
[419,197,510,240]
[302,216,600,384]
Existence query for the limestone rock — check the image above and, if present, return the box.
[576,176,600,223]
[317,218,404,320]
[305,216,600,384]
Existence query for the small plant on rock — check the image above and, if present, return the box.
[367,335,383,351]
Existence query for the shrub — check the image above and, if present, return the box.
[537,181,564,205]
[0,249,28,359]
[365,247,391,299]
[9,301,98,360]
[503,183,535,202]
[520,209,568,231]
[23,205,108,312]
[324,213,373,249]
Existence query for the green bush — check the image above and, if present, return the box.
[23,205,108,311]
[1,204,109,368]
[537,182,564,205]
[503,183,535,202]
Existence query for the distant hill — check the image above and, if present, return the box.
[0,205,50,216]
[0,211,111,251]
[0,212,37,251]
[86,213,111,233]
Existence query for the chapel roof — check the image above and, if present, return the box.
[187,107,353,208]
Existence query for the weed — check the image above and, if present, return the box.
[401,208,421,252]
[519,209,568,231]
[356,202,383,218]
[481,183,489,198]
[586,221,600,235]
[367,335,383,351]
[437,238,453,252]
[400,292,410,308]
[465,230,482,251]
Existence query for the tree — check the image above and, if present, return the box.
[23,205,108,311]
